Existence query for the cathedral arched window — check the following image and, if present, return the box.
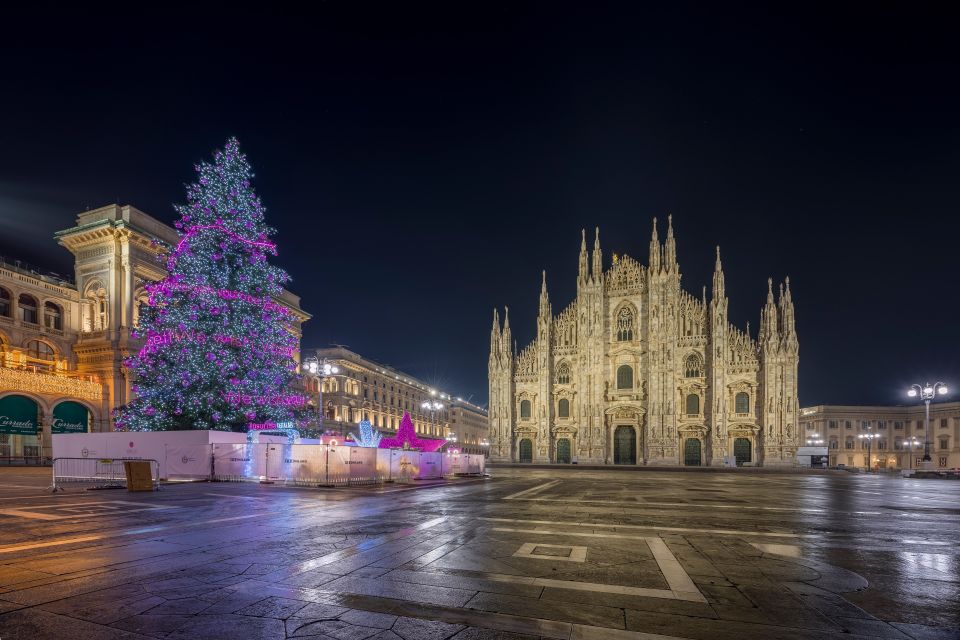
[616,307,634,342]
[558,398,570,418]
[684,353,703,378]
[616,365,633,390]
[520,399,531,419]
[685,393,700,415]
[735,392,750,414]
[556,362,571,385]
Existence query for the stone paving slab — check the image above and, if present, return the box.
[2,467,960,640]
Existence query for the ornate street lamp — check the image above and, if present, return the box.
[303,356,340,433]
[904,436,922,470]
[444,431,458,451]
[907,382,949,466]
[421,400,444,438]
[858,431,879,472]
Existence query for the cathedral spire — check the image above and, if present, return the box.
[760,277,779,346]
[592,227,602,281]
[648,217,661,272]
[490,308,501,356]
[502,305,512,355]
[663,214,677,272]
[539,270,550,318]
[712,245,726,300]
[577,229,589,284]
[779,277,797,351]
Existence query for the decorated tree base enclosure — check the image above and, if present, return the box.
[51,431,486,483]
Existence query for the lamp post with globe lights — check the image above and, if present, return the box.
[907,382,949,467]
[302,356,340,435]
[858,431,879,471]
[805,436,826,469]
[444,431,458,452]
[904,436,922,470]
[421,399,444,439]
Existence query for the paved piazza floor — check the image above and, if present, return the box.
[0,467,958,640]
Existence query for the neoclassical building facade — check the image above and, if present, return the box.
[1,204,308,460]
[488,217,800,467]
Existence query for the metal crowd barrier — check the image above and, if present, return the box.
[50,457,161,492]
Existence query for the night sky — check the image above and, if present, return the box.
[1,5,957,407]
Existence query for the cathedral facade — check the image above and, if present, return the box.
[488,217,800,467]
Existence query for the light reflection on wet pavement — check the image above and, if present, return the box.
[0,466,958,639]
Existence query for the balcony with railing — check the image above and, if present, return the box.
[0,364,103,401]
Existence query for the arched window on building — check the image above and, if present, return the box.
[520,399,531,419]
[558,398,570,418]
[44,302,63,331]
[18,294,38,324]
[616,365,633,390]
[25,340,56,369]
[735,392,750,414]
[556,361,571,385]
[133,289,150,328]
[82,282,108,332]
[616,307,634,342]
[684,353,703,378]
[685,393,700,416]
[0,287,10,318]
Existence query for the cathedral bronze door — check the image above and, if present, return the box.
[734,438,751,466]
[519,438,533,463]
[556,438,571,463]
[614,426,636,465]
[684,438,701,466]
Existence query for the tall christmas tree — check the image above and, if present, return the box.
[116,138,301,431]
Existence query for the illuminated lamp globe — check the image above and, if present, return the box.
[907,388,917,397]
[938,386,949,394]
[924,387,934,395]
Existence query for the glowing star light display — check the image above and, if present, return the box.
[349,419,383,448]
[115,138,299,432]
[378,412,445,452]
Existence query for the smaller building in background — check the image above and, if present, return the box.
[449,399,489,455]
[800,402,960,469]
[308,346,488,454]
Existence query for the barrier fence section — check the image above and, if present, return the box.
[51,457,161,492]
[166,444,487,486]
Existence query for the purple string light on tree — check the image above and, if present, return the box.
[114,138,300,432]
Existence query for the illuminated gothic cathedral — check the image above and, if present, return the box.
[488,216,800,467]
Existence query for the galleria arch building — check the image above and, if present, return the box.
[488,217,800,467]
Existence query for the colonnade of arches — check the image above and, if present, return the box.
[513,430,756,466]
[0,393,100,459]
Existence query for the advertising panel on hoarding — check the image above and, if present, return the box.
[418,452,442,479]
[281,444,326,483]
[165,445,212,478]
[213,443,265,478]
[350,447,378,481]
